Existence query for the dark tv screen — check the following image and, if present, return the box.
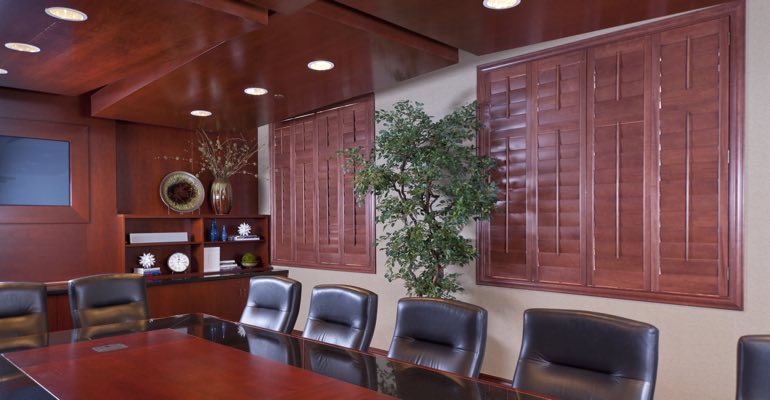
[0,135,70,206]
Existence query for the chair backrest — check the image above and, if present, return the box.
[512,308,659,400]
[68,274,149,329]
[737,335,770,400]
[240,276,301,333]
[0,282,48,350]
[302,284,378,352]
[387,297,487,378]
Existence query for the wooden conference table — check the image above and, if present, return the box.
[0,314,549,399]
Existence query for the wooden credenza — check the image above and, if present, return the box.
[45,269,288,331]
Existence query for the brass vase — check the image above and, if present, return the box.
[210,177,233,215]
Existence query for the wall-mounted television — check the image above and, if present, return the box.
[0,135,71,206]
[0,119,89,224]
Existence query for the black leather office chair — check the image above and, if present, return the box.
[0,282,48,352]
[737,335,770,400]
[68,274,149,329]
[240,276,301,333]
[512,308,659,400]
[302,284,378,352]
[387,297,487,378]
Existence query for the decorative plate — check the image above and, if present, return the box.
[159,171,204,213]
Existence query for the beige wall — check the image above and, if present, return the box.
[259,2,765,398]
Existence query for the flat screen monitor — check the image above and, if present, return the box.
[0,135,71,206]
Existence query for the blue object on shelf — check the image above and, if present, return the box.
[209,219,218,242]
[221,225,227,241]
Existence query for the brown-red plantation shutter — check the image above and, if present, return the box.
[531,50,586,285]
[653,18,730,296]
[293,117,318,262]
[340,100,374,267]
[587,37,651,290]
[478,63,531,282]
[316,109,342,265]
[270,94,375,272]
[271,123,294,263]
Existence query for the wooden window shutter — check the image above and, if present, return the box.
[270,94,375,273]
[587,37,651,290]
[316,109,342,265]
[531,50,586,285]
[292,117,318,262]
[476,4,742,309]
[653,18,730,297]
[339,100,374,267]
[478,63,531,283]
[271,123,294,263]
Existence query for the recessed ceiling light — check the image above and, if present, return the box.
[45,7,88,22]
[5,42,41,53]
[244,87,268,96]
[190,110,212,117]
[0,68,7,75]
[307,60,334,71]
[483,0,522,10]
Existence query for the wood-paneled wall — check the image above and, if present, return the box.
[0,88,119,282]
[116,122,259,216]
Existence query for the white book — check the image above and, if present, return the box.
[203,247,220,273]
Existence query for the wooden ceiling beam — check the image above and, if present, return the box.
[241,0,316,15]
[305,0,457,62]
[183,0,269,24]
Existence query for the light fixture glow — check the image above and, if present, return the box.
[5,42,41,53]
[307,60,334,71]
[244,87,268,96]
[0,68,7,75]
[482,0,522,10]
[45,7,88,22]
[190,110,212,117]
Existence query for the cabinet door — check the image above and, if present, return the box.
[531,50,586,285]
[587,37,651,290]
[653,18,730,296]
[478,63,531,282]
[148,279,248,322]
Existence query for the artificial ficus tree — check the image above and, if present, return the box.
[340,100,497,299]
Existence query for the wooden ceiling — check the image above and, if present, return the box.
[0,0,731,130]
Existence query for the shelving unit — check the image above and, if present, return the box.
[118,214,269,276]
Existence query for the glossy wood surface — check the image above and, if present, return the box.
[477,3,743,309]
[90,2,457,130]
[0,314,551,399]
[0,88,120,282]
[4,329,394,399]
[336,0,729,55]
[0,0,260,96]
